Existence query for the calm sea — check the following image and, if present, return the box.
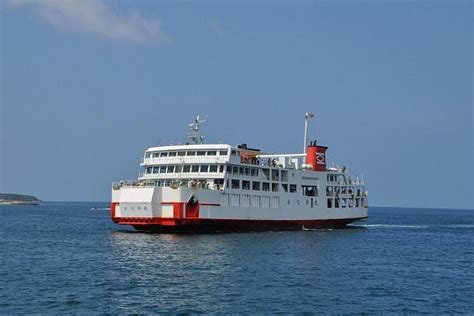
[1,203,473,314]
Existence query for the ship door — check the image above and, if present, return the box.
[311,198,314,208]
[185,195,200,218]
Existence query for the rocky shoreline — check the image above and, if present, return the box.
[0,193,41,205]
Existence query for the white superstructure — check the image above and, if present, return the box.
[111,115,368,232]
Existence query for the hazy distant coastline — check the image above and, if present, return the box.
[0,193,41,205]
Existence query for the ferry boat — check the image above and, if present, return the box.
[111,114,368,232]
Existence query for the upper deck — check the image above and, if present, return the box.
[142,144,232,166]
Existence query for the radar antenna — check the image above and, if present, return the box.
[187,115,207,144]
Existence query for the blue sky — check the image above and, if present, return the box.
[1,0,472,209]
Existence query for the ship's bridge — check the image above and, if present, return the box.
[142,144,232,166]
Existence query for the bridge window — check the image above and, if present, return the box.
[167,166,174,173]
[244,168,250,176]
[146,167,153,174]
[227,165,232,174]
[209,165,218,172]
[152,152,160,158]
[178,151,186,156]
[282,184,288,192]
[145,152,151,158]
[327,198,333,208]
[197,151,206,156]
[153,167,159,174]
[219,150,228,156]
[242,180,250,190]
[219,165,224,172]
[183,165,191,173]
[231,150,237,156]
[191,165,199,172]
[169,152,177,157]
[187,151,196,156]
[200,165,209,172]
[262,182,270,191]
[207,151,216,156]
[160,152,168,157]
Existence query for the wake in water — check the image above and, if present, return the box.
[352,224,428,229]
[90,207,110,211]
[349,224,474,229]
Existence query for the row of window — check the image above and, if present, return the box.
[146,150,228,158]
[226,165,259,177]
[327,174,345,182]
[144,164,292,185]
[327,197,365,208]
[225,179,298,193]
[326,186,365,196]
[221,193,280,208]
[221,165,290,181]
[145,164,225,174]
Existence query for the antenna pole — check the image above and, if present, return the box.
[304,114,308,154]
[303,112,315,154]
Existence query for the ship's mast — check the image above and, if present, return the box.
[303,112,315,154]
[188,115,206,144]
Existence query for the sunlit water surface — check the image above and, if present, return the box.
[1,203,473,313]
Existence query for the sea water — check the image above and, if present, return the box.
[1,203,473,313]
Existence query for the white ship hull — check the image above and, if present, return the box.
[111,185,368,232]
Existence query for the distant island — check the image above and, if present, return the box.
[0,193,41,205]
